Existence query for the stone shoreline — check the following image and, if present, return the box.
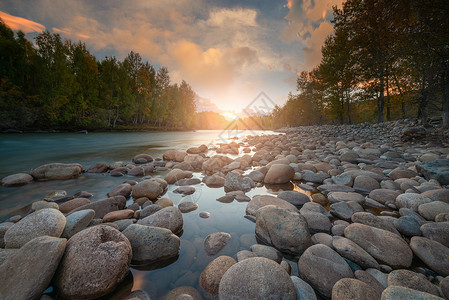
[0,120,449,299]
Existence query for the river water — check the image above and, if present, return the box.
[0,129,306,299]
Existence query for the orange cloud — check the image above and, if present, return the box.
[0,11,45,33]
[53,27,90,39]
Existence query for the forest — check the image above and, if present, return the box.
[271,0,449,129]
[0,20,200,130]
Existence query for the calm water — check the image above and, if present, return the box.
[0,130,305,299]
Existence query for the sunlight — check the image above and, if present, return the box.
[220,111,239,121]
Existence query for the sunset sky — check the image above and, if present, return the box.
[0,0,343,112]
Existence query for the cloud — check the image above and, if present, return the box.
[0,11,45,33]
[282,0,343,70]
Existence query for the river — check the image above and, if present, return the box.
[0,129,303,299]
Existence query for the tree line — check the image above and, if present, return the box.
[0,20,196,130]
[272,0,449,129]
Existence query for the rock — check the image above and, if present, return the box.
[200,256,236,295]
[256,205,312,255]
[381,286,443,300]
[328,192,365,204]
[199,211,210,218]
[122,224,179,264]
[332,278,381,300]
[114,219,136,231]
[87,162,108,173]
[340,151,359,163]
[54,225,132,299]
[290,276,317,300]
[368,189,401,205]
[388,168,418,180]
[1,173,33,186]
[354,270,385,295]
[436,213,449,222]
[202,155,230,173]
[204,174,225,187]
[204,232,231,256]
[0,236,66,300]
[300,202,331,217]
[351,212,400,235]
[107,183,132,198]
[344,223,413,268]
[387,269,440,296]
[224,172,255,192]
[219,257,296,300]
[236,250,258,261]
[246,195,298,216]
[248,170,265,182]
[70,196,126,219]
[164,286,202,300]
[332,236,380,269]
[332,173,354,186]
[164,169,186,184]
[421,222,449,247]
[393,216,422,237]
[297,244,353,298]
[31,200,59,211]
[396,193,432,211]
[418,201,449,221]
[132,154,154,163]
[59,197,91,213]
[277,190,310,207]
[103,209,134,222]
[62,209,95,238]
[132,179,165,200]
[173,186,195,195]
[154,198,174,208]
[137,207,183,234]
[410,237,449,276]
[440,276,449,299]
[311,232,334,248]
[424,189,449,203]
[163,150,187,162]
[31,163,82,180]
[139,204,162,219]
[302,212,331,233]
[317,184,355,194]
[264,164,295,184]
[250,244,282,263]
[416,159,449,185]
[353,175,380,192]
[0,222,13,248]
[4,208,66,248]
[178,201,198,213]
[330,201,364,221]
[0,249,16,265]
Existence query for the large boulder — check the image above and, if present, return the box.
[277,191,310,207]
[416,159,449,185]
[256,205,312,255]
[1,173,33,186]
[344,223,413,268]
[421,222,449,247]
[59,197,91,214]
[70,196,126,219]
[107,183,132,198]
[4,208,66,248]
[395,193,432,211]
[418,201,449,221]
[332,236,380,269]
[132,179,167,200]
[62,209,95,238]
[387,269,440,296]
[137,206,183,234]
[224,172,255,192]
[381,286,443,300]
[264,164,295,184]
[219,257,296,299]
[332,278,381,300]
[31,163,82,180]
[54,225,132,299]
[204,232,231,256]
[122,224,180,264]
[200,256,236,295]
[297,244,353,298]
[164,169,187,184]
[410,236,449,276]
[246,195,298,217]
[0,236,66,300]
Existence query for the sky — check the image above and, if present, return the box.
[0,0,343,112]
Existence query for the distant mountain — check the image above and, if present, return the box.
[194,93,220,113]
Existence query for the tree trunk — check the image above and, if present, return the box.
[442,67,449,129]
[393,72,406,119]
[386,76,391,121]
[113,107,119,129]
[418,70,428,126]
[378,72,385,123]
[345,90,352,124]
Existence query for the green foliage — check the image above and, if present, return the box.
[0,20,200,130]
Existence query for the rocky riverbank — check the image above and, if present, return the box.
[1,119,449,299]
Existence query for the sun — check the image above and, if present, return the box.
[221,111,238,121]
